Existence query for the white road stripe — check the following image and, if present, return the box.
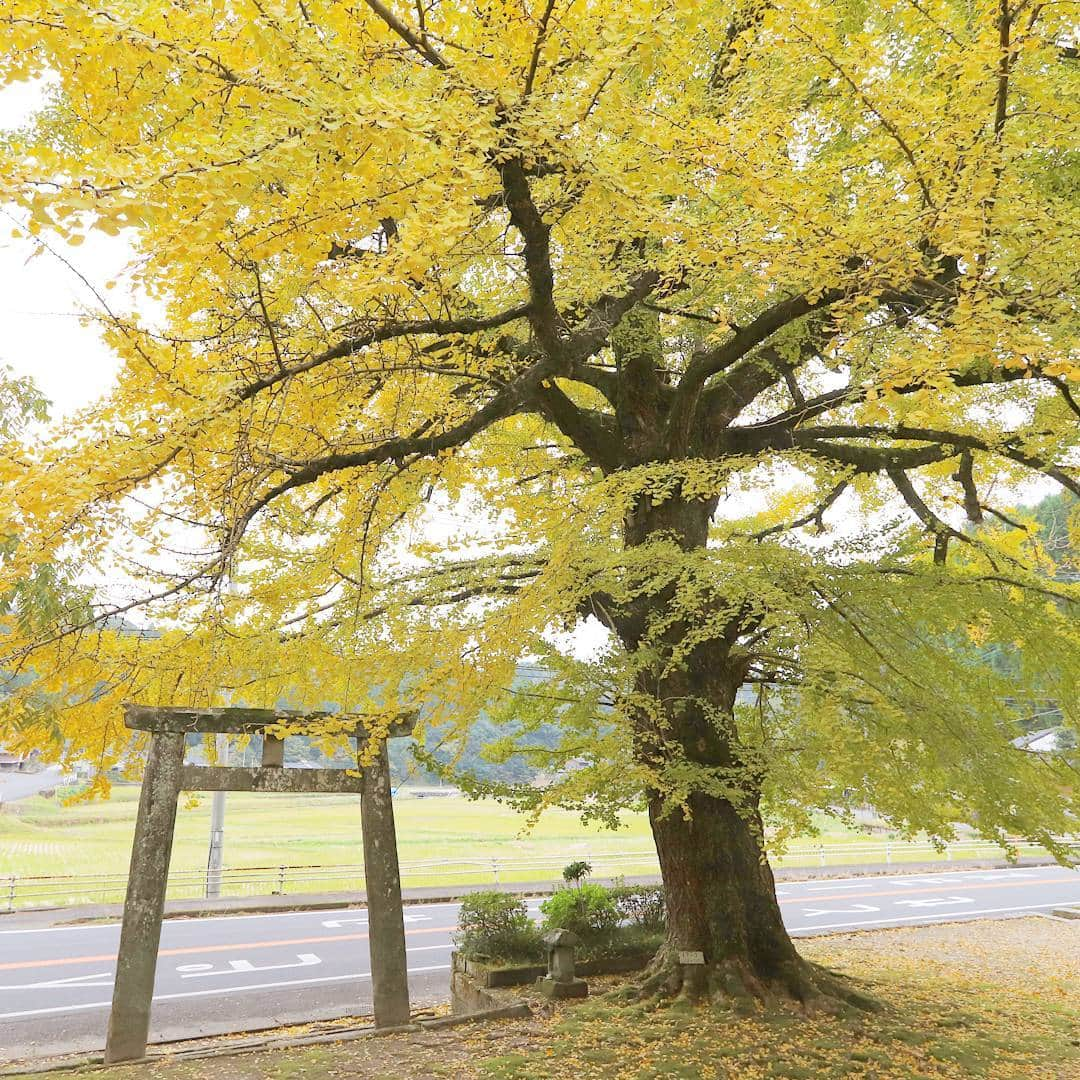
[0,944,453,997]
[788,899,1076,933]
[0,901,468,935]
[0,962,452,1020]
[802,882,874,891]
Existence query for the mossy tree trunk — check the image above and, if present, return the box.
[609,494,865,1007]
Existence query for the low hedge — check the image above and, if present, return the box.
[454,883,668,966]
[453,891,543,962]
[540,883,621,942]
[607,884,666,931]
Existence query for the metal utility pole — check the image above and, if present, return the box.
[205,734,226,898]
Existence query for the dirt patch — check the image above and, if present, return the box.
[801,912,1079,1001]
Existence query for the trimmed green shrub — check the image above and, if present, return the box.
[540,883,620,942]
[608,884,666,930]
[454,891,542,962]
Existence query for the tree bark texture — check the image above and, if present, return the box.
[613,496,864,1006]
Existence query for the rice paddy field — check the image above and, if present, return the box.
[0,786,649,887]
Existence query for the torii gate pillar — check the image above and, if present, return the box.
[360,736,411,1028]
[104,705,415,1063]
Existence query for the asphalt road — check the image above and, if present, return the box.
[1,865,1078,1063]
[0,768,68,805]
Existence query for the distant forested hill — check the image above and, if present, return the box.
[264,663,566,787]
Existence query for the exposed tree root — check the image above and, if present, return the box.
[632,944,879,1015]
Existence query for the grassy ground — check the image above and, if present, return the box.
[0,788,1046,906]
[477,918,1080,1080]
[6,917,1077,1079]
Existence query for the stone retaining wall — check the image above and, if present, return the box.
[450,950,653,1015]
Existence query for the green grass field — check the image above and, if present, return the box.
[0,787,1049,909]
[0,787,663,904]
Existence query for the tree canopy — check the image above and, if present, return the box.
[1,0,1077,851]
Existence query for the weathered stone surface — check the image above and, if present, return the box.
[107,704,419,1057]
[450,952,534,1018]
[179,765,364,793]
[105,732,185,1063]
[536,975,588,1000]
[543,927,581,984]
[475,963,546,988]
[125,703,416,738]
[543,928,580,948]
[261,735,285,768]
[361,738,411,1027]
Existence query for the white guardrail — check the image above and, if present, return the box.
[2,836,1073,913]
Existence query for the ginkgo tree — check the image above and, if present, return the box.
[1,0,1078,1006]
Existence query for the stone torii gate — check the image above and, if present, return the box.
[104,704,416,1064]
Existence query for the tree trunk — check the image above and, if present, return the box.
[612,494,870,1009]
[638,746,869,1009]
[646,788,813,1002]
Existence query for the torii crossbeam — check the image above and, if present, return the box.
[104,704,416,1063]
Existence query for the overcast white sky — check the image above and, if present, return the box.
[1,79,129,421]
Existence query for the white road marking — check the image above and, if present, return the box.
[0,971,113,991]
[321,914,431,928]
[0,944,451,1002]
[178,953,321,978]
[787,899,1073,933]
[0,963,453,1019]
[956,871,1037,881]
[893,896,973,908]
[802,883,874,891]
[0,901,468,935]
[782,866,1067,888]
[800,904,880,917]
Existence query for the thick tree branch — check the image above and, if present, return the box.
[234,305,532,404]
[530,379,622,471]
[566,361,619,399]
[667,288,845,453]
[228,353,561,547]
[705,256,964,435]
[567,269,663,364]
[362,0,449,68]
[498,157,564,356]
[886,466,963,564]
[796,424,1080,497]
[954,450,984,523]
[1044,374,1080,420]
[795,438,953,473]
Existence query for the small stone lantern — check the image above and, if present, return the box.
[537,928,588,999]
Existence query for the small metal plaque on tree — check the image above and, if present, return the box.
[678,950,705,965]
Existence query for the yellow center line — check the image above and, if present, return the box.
[0,924,457,972]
